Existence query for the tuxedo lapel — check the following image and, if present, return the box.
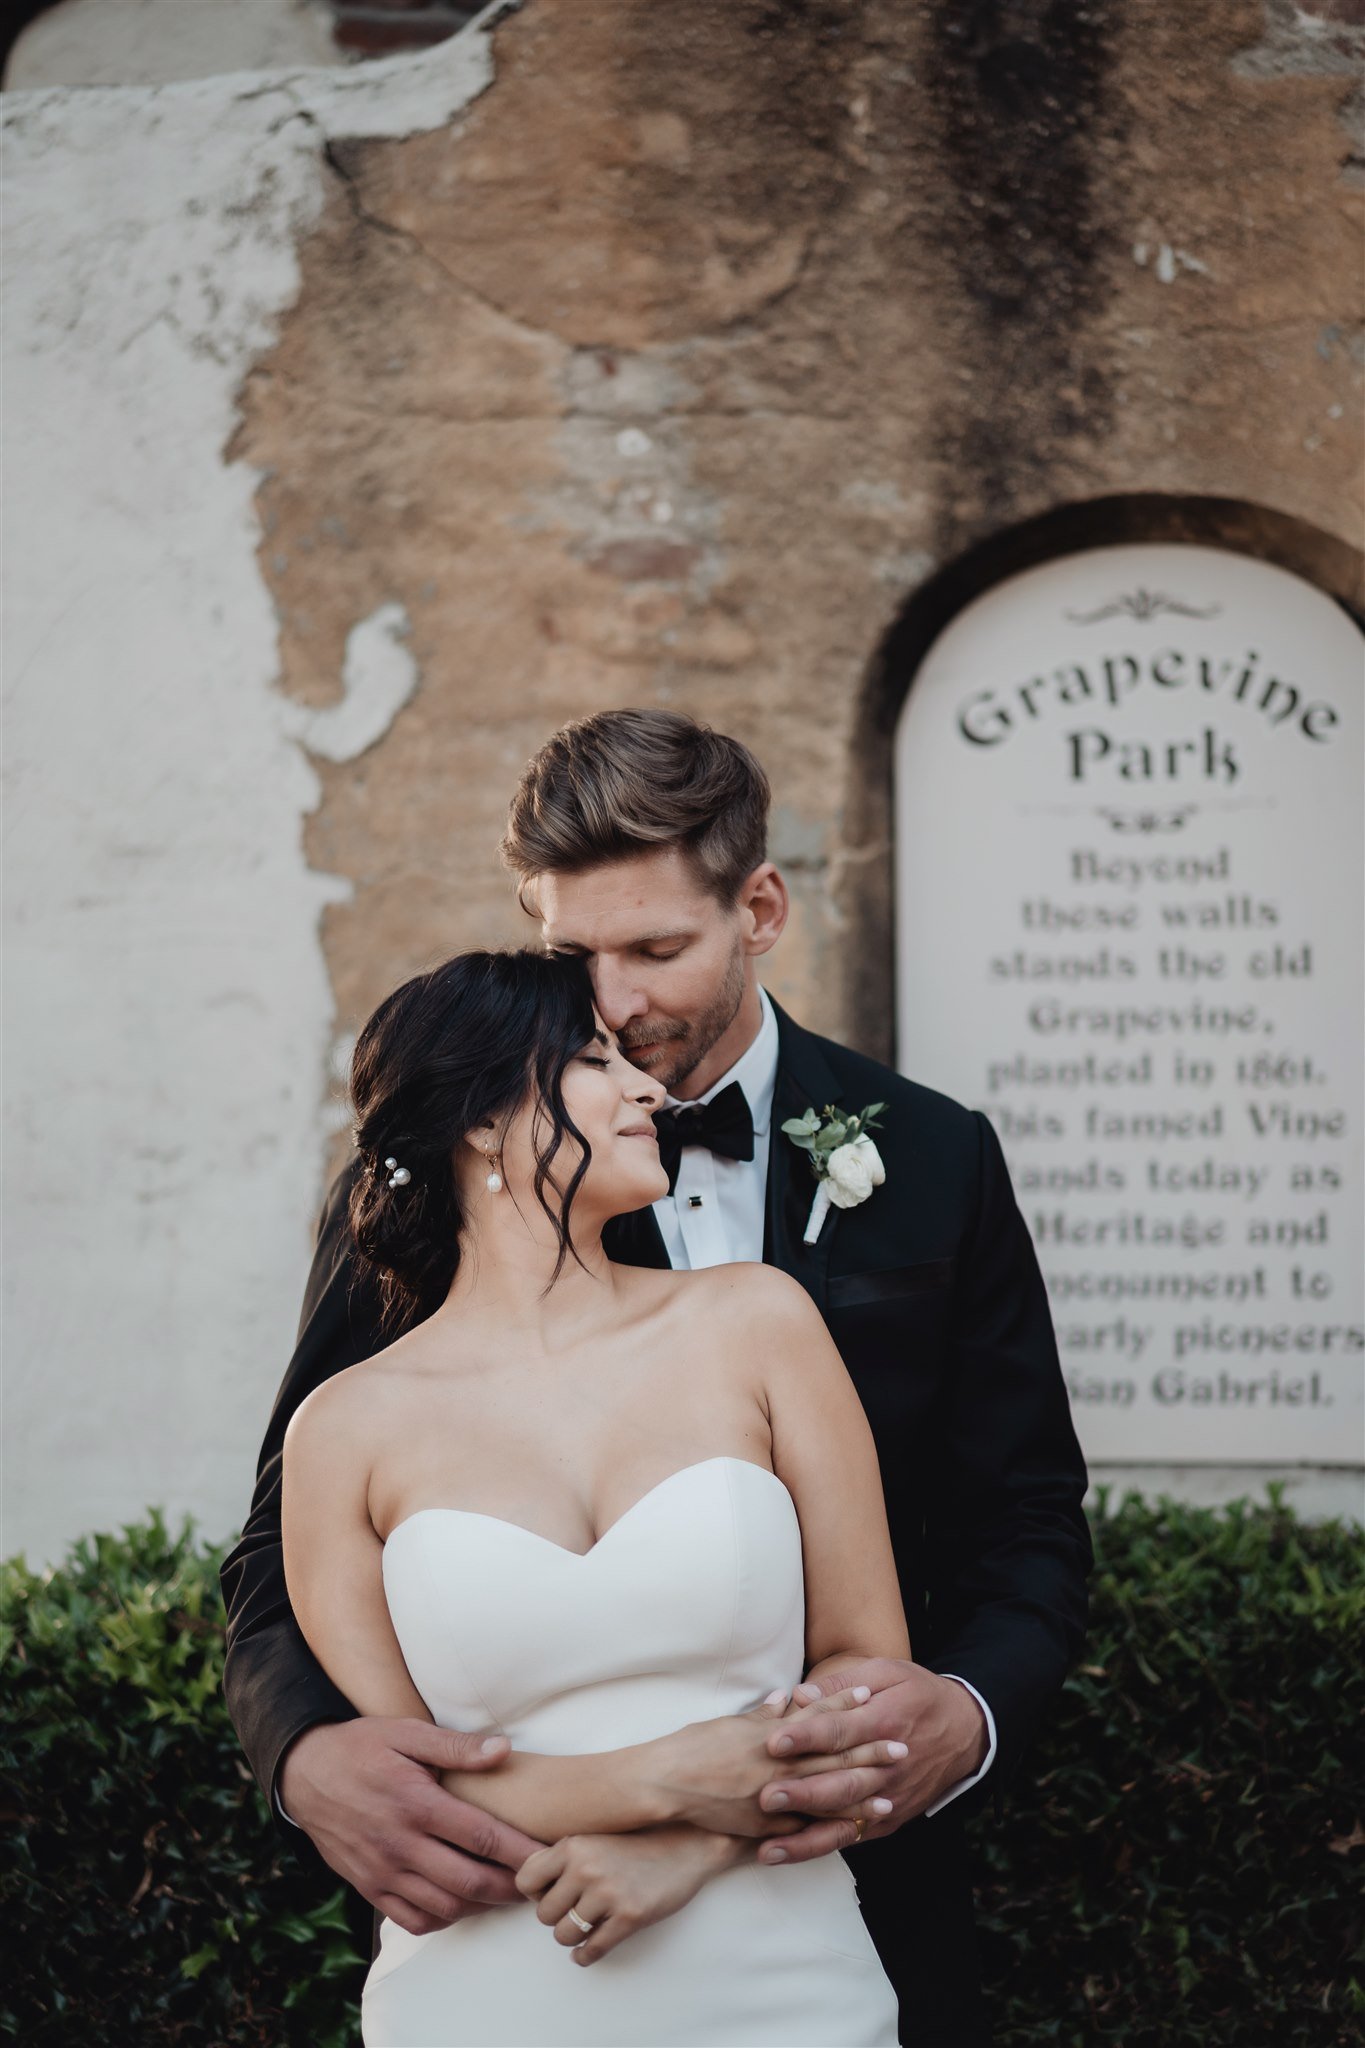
[764,1003,844,1318]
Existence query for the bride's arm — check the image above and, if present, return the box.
[437,1691,852,1841]
[740,1264,913,1675]
[282,1379,874,1844]
[282,1375,443,1728]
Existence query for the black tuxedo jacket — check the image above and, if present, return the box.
[221,1003,1091,2046]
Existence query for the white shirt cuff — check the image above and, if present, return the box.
[923,1675,998,1817]
[273,1782,303,1829]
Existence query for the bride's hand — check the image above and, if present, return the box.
[515,1825,755,1966]
[652,1687,901,1836]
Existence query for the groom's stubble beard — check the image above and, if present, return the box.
[617,936,747,1096]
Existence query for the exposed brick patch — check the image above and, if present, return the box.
[1232,0,1365,74]
[331,4,476,58]
[585,537,702,583]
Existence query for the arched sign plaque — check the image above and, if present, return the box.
[894,543,1363,1465]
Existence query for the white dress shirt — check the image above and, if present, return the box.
[651,988,997,1817]
[652,986,781,1270]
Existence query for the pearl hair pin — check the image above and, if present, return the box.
[384,1156,411,1189]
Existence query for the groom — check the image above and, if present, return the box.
[222,709,1091,2046]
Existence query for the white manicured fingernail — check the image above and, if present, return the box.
[852,1686,871,1703]
[764,1689,789,1707]
[764,1846,788,1863]
[887,1741,908,1759]
[480,1735,508,1755]
[794,1682,819,1703]
[872,1797,894,1815]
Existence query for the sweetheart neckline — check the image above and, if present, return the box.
[382,1455,790,1561]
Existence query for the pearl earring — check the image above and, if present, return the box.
[485,1152,503,1194]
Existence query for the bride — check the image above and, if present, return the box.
[282,949,909,2047]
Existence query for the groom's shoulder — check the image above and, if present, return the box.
[319,1151,365,1232]
[781,1013,980,1161]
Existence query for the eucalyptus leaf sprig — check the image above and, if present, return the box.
[781,1101,888,1243]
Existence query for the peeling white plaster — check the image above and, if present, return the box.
[1132,240,1211,283]
[323,1031,361,1139]
[290,602,420,763]
[2,13,504,1565]
[7,0,342,91]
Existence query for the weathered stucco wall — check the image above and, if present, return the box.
[235,0,1363,1057]
[5,0,1361,1559]
[2,21,502,1566]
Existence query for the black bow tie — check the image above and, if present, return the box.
[654,1081,755,1194]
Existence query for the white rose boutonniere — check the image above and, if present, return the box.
[780,1102,887,1246]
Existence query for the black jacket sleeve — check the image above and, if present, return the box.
[220,1160,381,1812]
[923,1110,1093,1790]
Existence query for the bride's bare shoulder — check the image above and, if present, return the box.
[658,1261,821,1336]
[283,1333,420,1456]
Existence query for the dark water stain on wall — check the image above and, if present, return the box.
[921,0,1125,528]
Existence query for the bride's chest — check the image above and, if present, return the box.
[368,1373,767,1554]
[379,1458,806,1744]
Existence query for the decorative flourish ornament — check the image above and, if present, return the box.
[1063,587,1221,625]
[781,1102,887,1246]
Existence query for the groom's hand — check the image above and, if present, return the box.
[278,1719,546,1936]
[753,1659,989,1866]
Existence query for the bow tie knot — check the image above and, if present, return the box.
[653,1081,755,1194]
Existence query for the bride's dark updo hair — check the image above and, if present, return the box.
[347,949,599,1335]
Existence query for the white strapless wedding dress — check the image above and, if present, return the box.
[363,1455,900,2047]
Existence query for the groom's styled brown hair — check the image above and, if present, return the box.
[501,709,770,906]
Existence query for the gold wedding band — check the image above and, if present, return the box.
[853,1818,867,1842]
[567,1907,595,1935]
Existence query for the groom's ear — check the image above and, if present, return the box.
[737,862,789,956]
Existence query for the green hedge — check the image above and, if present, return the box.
[1,1513,362,2047]
[2,1493,1361,2045]
[976,1486,1364,2046]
